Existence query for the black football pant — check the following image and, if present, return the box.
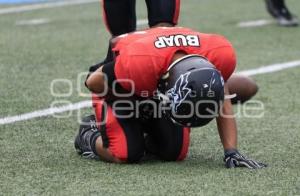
[101,0,180,36]
[92,95,190,163]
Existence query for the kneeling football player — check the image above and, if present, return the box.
[75,27,267,169]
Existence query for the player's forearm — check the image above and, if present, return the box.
[216,84,238,150]
[86,66,106,94]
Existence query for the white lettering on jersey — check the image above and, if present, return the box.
[154,34,200,48]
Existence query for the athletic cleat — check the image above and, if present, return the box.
[276,15,298,27]
[74,115,100,159]
[265,0,299,27]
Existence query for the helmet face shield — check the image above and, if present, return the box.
[158,55,225,127]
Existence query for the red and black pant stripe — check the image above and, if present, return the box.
[92,95,190,163]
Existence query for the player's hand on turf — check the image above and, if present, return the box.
[224,149,267,169]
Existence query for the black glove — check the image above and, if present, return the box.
[224,149,267,169]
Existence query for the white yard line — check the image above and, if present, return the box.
[238,60,300,76]
[238,19,274,28]
[16,18,50,25]
[1,60,300,125]
[0,0,99,15]
[0,101,91,125]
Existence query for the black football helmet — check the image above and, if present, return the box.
[157,55,225,127]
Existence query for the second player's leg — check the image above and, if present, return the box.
[265,0,298,26]
[145,0,180,27]
[102,0,137,36]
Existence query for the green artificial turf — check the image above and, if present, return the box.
[0,0,300,195]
